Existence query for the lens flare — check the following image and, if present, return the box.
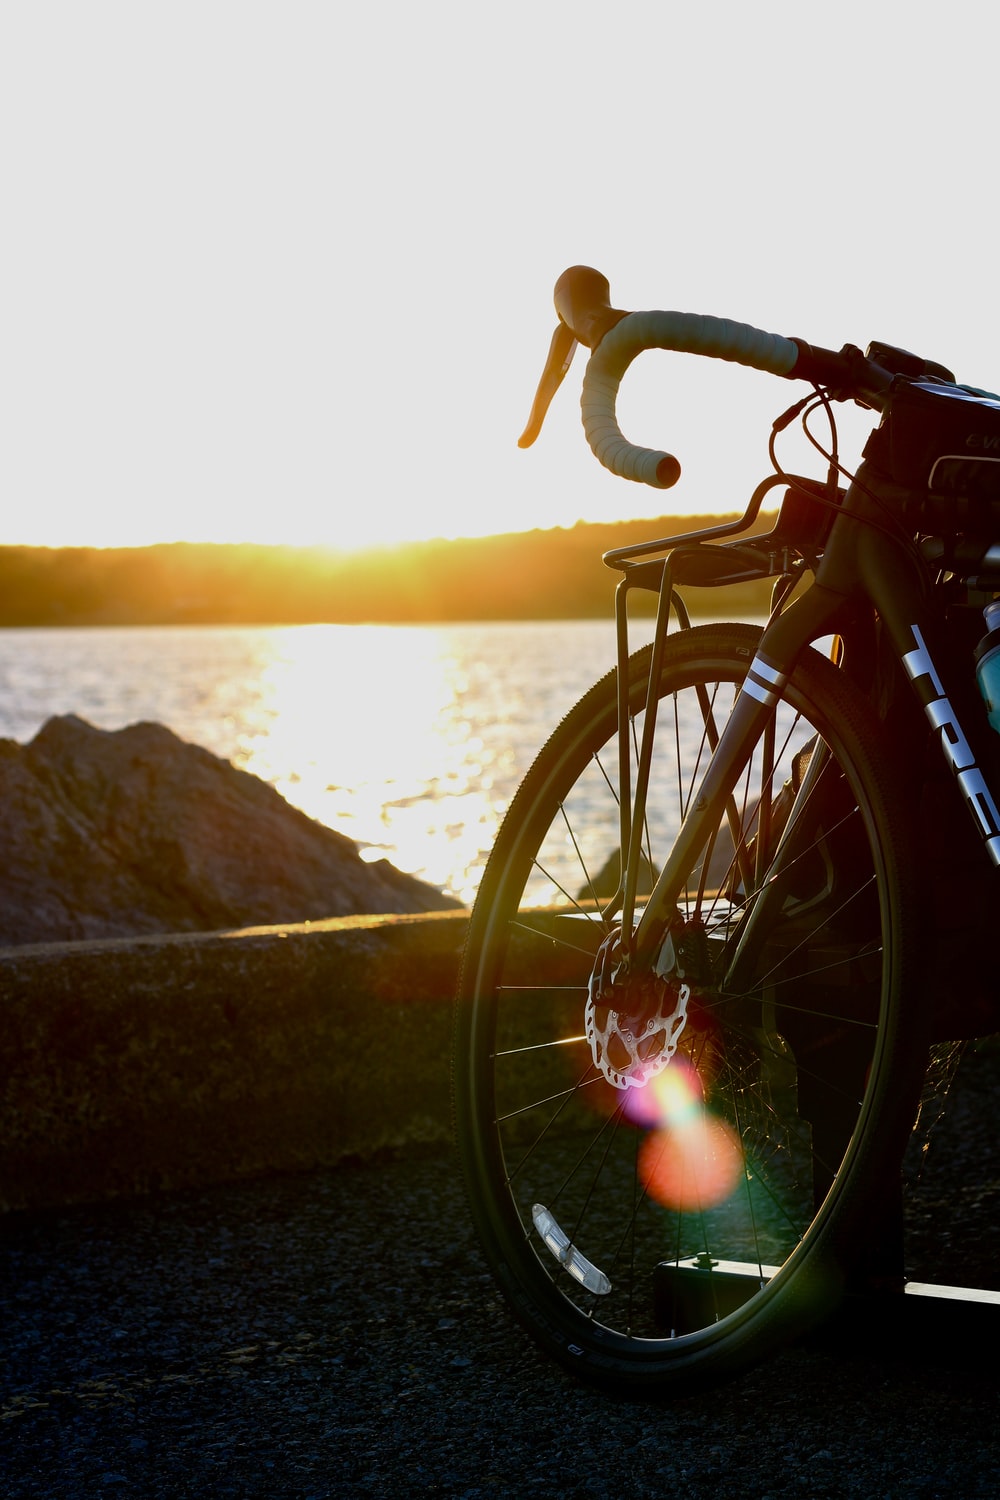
[621,1054,704,1128]
[638,1115,743,1211]
[627,1056,743,1211]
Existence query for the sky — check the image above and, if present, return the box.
[2,2,998,551]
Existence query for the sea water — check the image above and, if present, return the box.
[0,621,659,903]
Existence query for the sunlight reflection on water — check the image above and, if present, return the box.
[0,620,661,903]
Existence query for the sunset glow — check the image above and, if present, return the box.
[1,8,997,554]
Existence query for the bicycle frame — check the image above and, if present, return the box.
[614,461,1000,973]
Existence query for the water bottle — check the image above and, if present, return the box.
[974,599,1000,733]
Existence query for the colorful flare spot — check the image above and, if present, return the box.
[638,1113,743,1212]
[622,1054,704,1129]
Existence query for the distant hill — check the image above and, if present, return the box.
[0,513,779,626]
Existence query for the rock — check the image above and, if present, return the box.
[0,715,458,945]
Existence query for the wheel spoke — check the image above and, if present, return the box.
[455,623,923,1395]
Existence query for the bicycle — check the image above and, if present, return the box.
[452,266,1000,1397]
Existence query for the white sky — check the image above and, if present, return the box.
[1,2,996,550]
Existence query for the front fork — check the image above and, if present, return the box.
[615,571,849,976]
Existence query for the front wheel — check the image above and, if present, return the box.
[453,623,925,1395]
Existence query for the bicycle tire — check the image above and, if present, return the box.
[453,622,926,1396]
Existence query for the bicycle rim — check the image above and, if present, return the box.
[453,623,923,1395]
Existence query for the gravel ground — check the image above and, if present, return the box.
[2,1045,999,1499]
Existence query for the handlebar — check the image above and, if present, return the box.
[519,266,897,490]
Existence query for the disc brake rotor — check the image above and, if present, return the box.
[585,928,692,1090]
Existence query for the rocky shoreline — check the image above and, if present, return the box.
[0,715,456,946]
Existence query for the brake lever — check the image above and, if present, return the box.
[517,322,578,448]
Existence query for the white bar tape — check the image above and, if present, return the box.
[581,310,799,488]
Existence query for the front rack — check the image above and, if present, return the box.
[603,471,841,592]
[606,470,842,940]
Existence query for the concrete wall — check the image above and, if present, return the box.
[0,910,469,1213]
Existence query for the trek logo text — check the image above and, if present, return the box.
[903,624,1000,865]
